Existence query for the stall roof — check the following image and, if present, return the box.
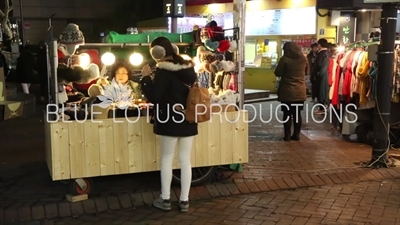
[80,43,192,48]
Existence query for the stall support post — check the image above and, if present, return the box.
[233,0,246,109]
[370,3,398,168]
[171,18,178,33]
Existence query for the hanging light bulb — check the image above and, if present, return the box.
[101,52,116,66]
[129,53,144,66]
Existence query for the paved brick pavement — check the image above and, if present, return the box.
[1,101,400,222]
[14,179,400,225]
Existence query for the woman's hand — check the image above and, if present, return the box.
[141,65,152,76]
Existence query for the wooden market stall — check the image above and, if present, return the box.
[45,111,248,181]
[44,28,249,194]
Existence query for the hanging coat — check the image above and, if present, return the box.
[317,55,330,105]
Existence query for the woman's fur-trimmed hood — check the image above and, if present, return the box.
[156,61,197,85]
[157,61,195,71]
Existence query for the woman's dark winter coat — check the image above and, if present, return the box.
[311,49,330,104]
[16,51,36,83]
[140,61,198,137]
[274,42,308,102]
[306,50,315,76]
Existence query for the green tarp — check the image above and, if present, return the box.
[107,31,193,44]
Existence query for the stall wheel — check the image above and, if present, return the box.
[172,166,217,187]
[69,178,94,195]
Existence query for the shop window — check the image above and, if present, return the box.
[245,39,278,68]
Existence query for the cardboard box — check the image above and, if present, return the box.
[65,194,88,202]
[0,101,23,120]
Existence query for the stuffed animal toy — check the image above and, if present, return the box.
[56,24,103,101]
[57,63,100,84]
[196,46,224,73]
[210,60,236,73]
[58,23,85,56]
[72,49,102,96]
[206,21,224,42]
[208,90,240,104]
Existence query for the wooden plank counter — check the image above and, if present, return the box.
[45,110,249,181]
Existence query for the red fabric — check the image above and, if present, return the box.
[228,73,238,92]
[57,50,65,60]
[207,26,224,42]
[207,26,223,38]
[217,40,230,52]
[331,53,344,107]
[328,58,334,86]
[343,51,356,103]
[81,49,101,68]
[73,78,99,91]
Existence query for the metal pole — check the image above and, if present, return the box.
[370,3,398,168]
[171,18,178,33]
[19,0,25,45]
[233,0,246,109]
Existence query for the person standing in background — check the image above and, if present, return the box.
[36,42,48,103]
[311,38,330,115]
[274,42,309,141]
[16,47,36,94]
[307,43,318,102]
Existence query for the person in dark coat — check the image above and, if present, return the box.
[36,42,48,102]
[311,38,330,114]
[307,43,318,102]
[16,48,36,94]
[274,42,309,141]
[140,37,197,213]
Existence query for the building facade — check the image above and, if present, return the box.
[10,0,126,44]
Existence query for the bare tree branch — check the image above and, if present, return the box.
[0,0,13,40]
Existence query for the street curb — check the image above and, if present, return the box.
[1,166,400,223]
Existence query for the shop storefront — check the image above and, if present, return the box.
[186,0,337,93]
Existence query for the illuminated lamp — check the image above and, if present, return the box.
[101,52,116,66]
[129,53,144,66]
[79,53,91,68]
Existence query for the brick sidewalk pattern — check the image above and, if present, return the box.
[20,179,400,225]
[1,101,399,223]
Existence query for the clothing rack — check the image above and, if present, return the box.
[343,40,400,49]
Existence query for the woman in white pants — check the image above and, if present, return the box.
[140,37,198,212]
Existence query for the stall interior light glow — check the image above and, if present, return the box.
[337,46,345,52]
[207,4,224,12]
[79,53,90,68]
[361,9,367,12]
[101,52,116,66]
[129,53,144,66]
[180,54,191,60]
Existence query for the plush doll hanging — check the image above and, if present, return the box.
[196,46,224,73]
[199,21,238,53]
[56,24,102,101]
[206,21,224,42]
